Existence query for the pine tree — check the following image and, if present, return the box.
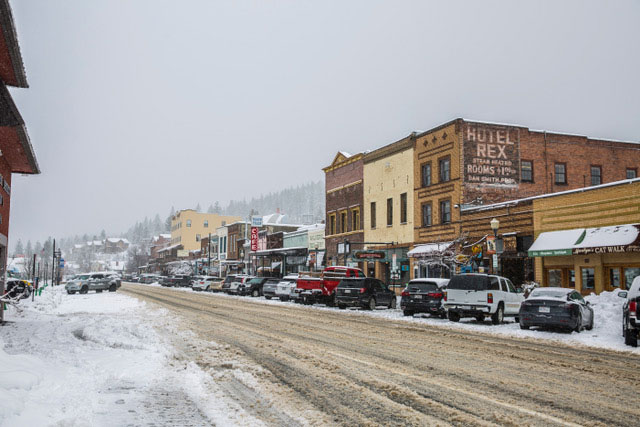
[14,239,24,255]
[100,229,106,240]
[213,201,221,214]
[207,204,214,214]
[195,203,202,212]
[165,207,175,232]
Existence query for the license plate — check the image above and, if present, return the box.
[414,295,422,300]
[344,289,351,294]
[539,306,550,313]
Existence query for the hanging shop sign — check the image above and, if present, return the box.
[353,250,386,260]
[250,227,259,251]
[486,236,496,255]
[463,123,520,187]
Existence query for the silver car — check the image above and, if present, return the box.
[65,272,121,294]
[275,275,299,301]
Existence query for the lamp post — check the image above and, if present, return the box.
[490,218,499,274]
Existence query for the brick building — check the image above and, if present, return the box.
[323,152,364,267]
[413,118,640,252]
[0,0,39,320]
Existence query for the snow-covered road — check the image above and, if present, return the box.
[0,285,311,426]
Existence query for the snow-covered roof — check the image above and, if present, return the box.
[107,237,130,244]
[575,224,639,249]
[158,244,182,253]
[527,229,585,256]
[408,242,454,258]
[339,151,352,158]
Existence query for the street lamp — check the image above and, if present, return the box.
[490,218,500,237]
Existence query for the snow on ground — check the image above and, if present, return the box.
[0,285,273,427]
[153,282,638,354]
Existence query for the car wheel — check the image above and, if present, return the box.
[388,298,397,309]
[67,290,75,295]
[403,310,414,317]
[265,296,272,300]
[367,297,376,311]
[448,311,460,322]
[252,289,259,297]
[96,289,102,293]
[586,313,594,331]
[338,304,346,310]
[475,315,484,323]
[491,304,504,325]
[514,316,520,323]
[280,296,289,302]
[574,313,583,333]
[519,318,530,330]
[109,284,117,292]
[79,287,88,294]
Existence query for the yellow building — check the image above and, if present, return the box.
[530,179,640,294]
[363,134,414,282]
[171,210,241,252]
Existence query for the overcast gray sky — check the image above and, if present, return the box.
[8,0,640,246]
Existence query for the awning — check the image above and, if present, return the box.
[408,242,453,258]
[527,229,584,257]
[529,224,640,257]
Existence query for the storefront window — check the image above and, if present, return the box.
[624,267,640,290]
[569,269,575,288]
[548,269,562,287]
[609,268,621,288]
[581,268,595,291]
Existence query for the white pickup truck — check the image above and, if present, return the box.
[444,274,524,324]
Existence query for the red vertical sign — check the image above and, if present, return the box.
[250,227,259,251]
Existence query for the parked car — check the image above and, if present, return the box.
[519,287,594,332]
[444,274,524,324]
[65,272,121,294]
[4,279,32,299]
[296,266,365,306]
[189,276,205,287]
[621,276,640,347]
[335,277,396,310]
[208,277,225,292]
[400,278,449,317]
[221,275,238,293]
[262,278,280,299]
[275,275,299,301]
[191,276,221,292]
[139,274,160,284]
[160,275,192,287]
[240,277,269,297]
[228,275,252,295]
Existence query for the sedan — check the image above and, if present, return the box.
[519,287,594,332]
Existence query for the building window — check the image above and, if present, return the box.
[581,267,595,291]
[204,220,209,228]
[340,211,347,233]
[400,193,407,224]
[627,168,637,179]
[421,203,432,227]
[521,160,533,182]
[329,214,336,235]
[370,202,376,229]
[421,163,432,187]
[196,234,201,242]
[440,200,451,224]
[186,219,192,227]
[554,163,566,185]
[439,157,450,183]
[590,166,602,186]
[351,208,360,231]
[387,198,393,226]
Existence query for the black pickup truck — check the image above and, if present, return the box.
[621,277,640,347]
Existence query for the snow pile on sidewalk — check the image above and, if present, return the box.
[0,286,267,426]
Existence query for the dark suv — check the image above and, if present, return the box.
[160,275,192,287]
[221,275,237,293]
[335,278,396,310]
[621,277,640,347]
[400,278,449,318]
[239,277,269,297]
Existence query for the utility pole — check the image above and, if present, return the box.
[51,239,56,287]
[208,233,211,276]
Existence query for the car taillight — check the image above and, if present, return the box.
[631,301,637,316]
[487,293,493,304]
[401,290,409,296]
[360,287,366,294]
[443,291,447,301]
[429,292,443,298]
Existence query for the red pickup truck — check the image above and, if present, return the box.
[296,266,365,306]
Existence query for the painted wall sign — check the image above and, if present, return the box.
[464,123,520,187]
[353,250,385,259]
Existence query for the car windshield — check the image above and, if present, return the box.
[406,283,439,292]
[530,289,569,299]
